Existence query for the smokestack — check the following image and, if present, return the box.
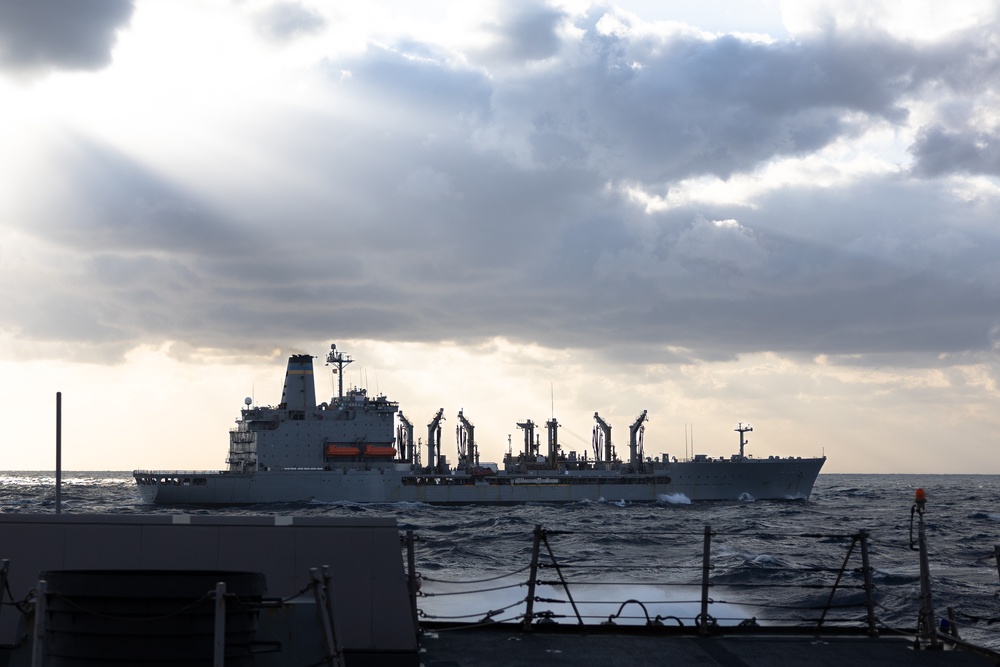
[280,354,317,411]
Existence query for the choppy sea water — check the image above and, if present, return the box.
[2,472,999,649]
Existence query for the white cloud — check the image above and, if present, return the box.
[780,0,996,41]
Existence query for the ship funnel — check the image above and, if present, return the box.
[280,354,317,412]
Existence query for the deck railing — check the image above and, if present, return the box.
[407,523,884,636]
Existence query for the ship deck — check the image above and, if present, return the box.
[419,625,1000,667]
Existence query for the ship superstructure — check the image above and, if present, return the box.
[226,346,400,474]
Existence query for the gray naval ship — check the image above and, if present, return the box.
[134,345,826,504]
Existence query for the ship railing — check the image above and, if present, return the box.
[403,523,949,642]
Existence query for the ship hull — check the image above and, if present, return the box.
[135,457,825,505]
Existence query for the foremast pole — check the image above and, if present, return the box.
[735,422,753,459]
[325,343,354,402]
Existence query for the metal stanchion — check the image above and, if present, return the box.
[55,393,62,514]
[699,525,713,634]
[522,524,543,630]
[311,567,345,667]
[0,560,8,629]
[213,581,226,667]
[910,488,939,649]
[31,580,47,667]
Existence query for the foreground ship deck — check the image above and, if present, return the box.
[134,344,825,505]
[1,510,997,666]
[419,629,997,667]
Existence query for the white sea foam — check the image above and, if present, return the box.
[418,576,755,627]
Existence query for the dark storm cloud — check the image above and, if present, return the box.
[910,125,1000,177]
[253,2,326,43]
[11,4,1000,365]
[479,3,567,63]
[23,139,240,255]
[0,0,133,76]
[479,16,991,183]
[1,139,268,353]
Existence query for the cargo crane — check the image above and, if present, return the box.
[426,408,445,472]
[628,410,648,468]
[593,412,614,465]
[456,409,479,469]
[545,418,560,466]
[397,411,414,463]
[516,419,538,459]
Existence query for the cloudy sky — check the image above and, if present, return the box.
[2,0,999,473]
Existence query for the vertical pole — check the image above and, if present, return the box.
[31,580,47,667]
[914,489,939,648]
[406,530,419,641]
[55,392,62,515]
[523,524,543,630]
[699,525,712,634]
[818,536,857,628]
[311,569,337,663]
[0,560,8,629]
[946,607,960,639]
[213,581,226,667]
[858,530,877,636]
[321,565,346,667]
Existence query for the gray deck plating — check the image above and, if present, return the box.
[419,628,1000,667]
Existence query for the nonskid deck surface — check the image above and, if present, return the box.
[420,628,999,667]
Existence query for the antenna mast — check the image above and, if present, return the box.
[735,422,753,459]
[325,343,354,401]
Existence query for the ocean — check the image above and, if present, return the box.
[2,472,999,649]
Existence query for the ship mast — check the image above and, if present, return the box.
[325,343,354,401]
[735,422,753,459]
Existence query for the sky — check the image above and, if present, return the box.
[1,0,999,473]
